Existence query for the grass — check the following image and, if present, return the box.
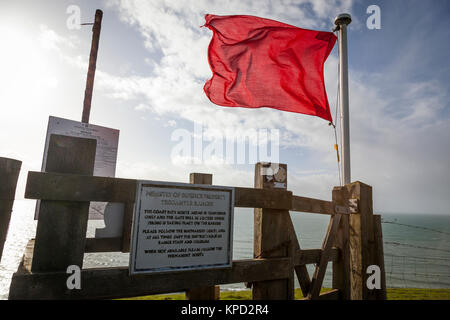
[386,288,450,300]
[121,288,450,300]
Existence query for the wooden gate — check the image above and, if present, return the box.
[8,135,386,300]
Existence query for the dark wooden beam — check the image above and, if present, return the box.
[235,187,292,210]
[291,195,335,215]
[185,172,219,300]
[9,258,291,300]
[253,163,294,300]
[300,289,340,300]
[24,172,293,210]
[0,157,22,260]
[331,186,351,299]
[307,214,342,299]
[294,248,340,266]
[25,171,136,203]
[31,135,96,273]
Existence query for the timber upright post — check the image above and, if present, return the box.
[252,162,294,300]
[332,181,386,300]
[332,185,351,299]
[81,9,103,124]
[185,173,220,300]
[0,157,22,261]
[31,134,96,272]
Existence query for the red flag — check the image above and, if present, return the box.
[203,14,337,122]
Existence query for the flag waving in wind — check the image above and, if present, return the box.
[203,14,337,122]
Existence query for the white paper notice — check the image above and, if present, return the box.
[35,116,120,220]
[130,181,234,275]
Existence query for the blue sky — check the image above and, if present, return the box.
[1,0,449,214]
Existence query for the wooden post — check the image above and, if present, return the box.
[332,181,386,300]
[307,213,342,299]
[252,162,294,300]
[286,216,311,297]
[0,157,22,261]
[185,173,220,300]
[121,202,135,253]
[349,181,371,300]
[332,186,351,299]
[372,214,387,299]
[81,9,103,123]
[31,134,96,272]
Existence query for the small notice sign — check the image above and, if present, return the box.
[35,116,119,220]
[129,181,234,275]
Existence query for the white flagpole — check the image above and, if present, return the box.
[334,13,352,185]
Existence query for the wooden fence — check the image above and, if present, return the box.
[8,135,386,300]
[0,157,22,261]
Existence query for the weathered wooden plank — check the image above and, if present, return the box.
[300,289,340,300]
[186,172,219,300]
[189,172,212,185]
[31,135,96,273]
[189,172,213,185]
[0,200,15,260]
[85,237,123,252]
[0,157,22,200]
[358,182,375,300]
[307,213,342,299]
[291,196,335,215]
[317,288,340,300]
[372,214,387,300]
[285,216,311,297]
[0,157,22,260]
[253,163,294,300]
[294,248,340,266]
[345,181,374,300]
[8,258,291,300]
[332,186,351,300]
[235,187,292,209]
[186,286,220,300]
[349,213,363,299]
[25,172,293,210]
[25,171,136,203]
[120,202,134,252]
[23,240,340,265]
[19,239,35,273]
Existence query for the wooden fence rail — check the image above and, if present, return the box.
[25,171,343,214]
[8,135,386,300]
[13,240,340,300]
[23,170,347,255]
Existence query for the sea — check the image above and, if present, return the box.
[1,200,449,299]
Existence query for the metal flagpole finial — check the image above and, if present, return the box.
[334,13,352,27]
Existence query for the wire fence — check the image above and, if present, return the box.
[381,219,450,289]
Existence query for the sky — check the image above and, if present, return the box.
[0,0,449,215]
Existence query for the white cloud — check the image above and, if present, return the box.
[134,103,151,111]
[117,159,253,188]
[38,24,78,52]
